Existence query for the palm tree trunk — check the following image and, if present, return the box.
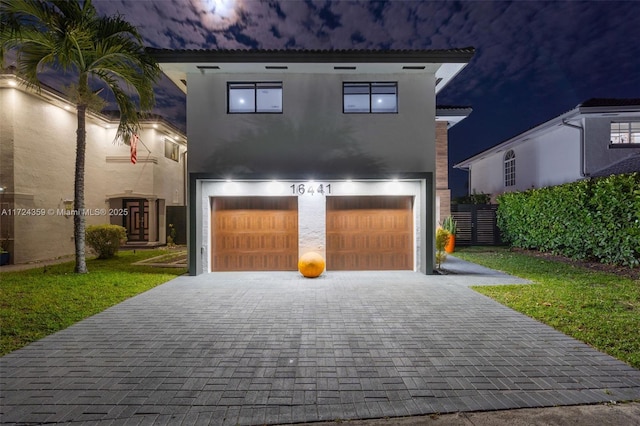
[74,103,88,273]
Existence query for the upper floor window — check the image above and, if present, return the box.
[164,138,179,162]
[228,82,282,113]
[504,150,516,187]
[343,82,398,113]
[610,122,640,145]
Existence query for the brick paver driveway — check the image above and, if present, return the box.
[2,270,640,425]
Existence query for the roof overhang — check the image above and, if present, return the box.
[148,48,474,95]
[436,106,473,128]
[453,108,581,170]
[1,71,186,141]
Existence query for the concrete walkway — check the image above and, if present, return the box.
[2,262,639,425]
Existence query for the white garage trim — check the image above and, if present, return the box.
[196,179,428,274]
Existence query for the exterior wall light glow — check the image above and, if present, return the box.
[223,180,237,193]
[267,180,283,195]
[387,179,401,192]
[8,80,17,87]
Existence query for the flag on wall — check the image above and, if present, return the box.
[130,134,138,164]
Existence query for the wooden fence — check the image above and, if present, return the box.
[450,204,503,246]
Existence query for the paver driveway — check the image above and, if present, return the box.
[2,269,640,425]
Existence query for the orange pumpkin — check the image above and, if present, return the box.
[298,252,325,278]
[445,234,456,253]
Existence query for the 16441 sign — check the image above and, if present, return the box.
[290,183,332,196]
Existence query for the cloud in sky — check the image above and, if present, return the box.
[95,1,640,103]
[92,0,640,195]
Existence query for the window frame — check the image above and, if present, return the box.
[610,121,640,147]
[227,82,283,114]
[343,82,398,114]
[504,149,516,187]
[164,138,180,162]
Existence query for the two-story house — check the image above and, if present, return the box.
[454,98,640,200]
[0,71,187,265]
[150,49,474,275]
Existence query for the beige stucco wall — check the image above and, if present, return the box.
[0,84,186,264]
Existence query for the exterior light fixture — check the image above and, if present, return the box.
[62,198,74,218]
[8,80,17,87]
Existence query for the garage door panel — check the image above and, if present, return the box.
[212,197,298,271]
[326,196,413,270]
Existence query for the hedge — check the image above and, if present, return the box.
[497,173,640,267]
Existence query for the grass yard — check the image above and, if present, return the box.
[455,246,640,369]
[0,249,186,356]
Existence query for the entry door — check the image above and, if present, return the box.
[124,199,149,242]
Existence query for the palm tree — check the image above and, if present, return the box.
[0,0,161,273]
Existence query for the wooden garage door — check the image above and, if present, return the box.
[211,197,298,271]
[326,196,413,270]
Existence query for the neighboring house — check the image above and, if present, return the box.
[151,48,474,275]
[0,71,187,265]
[454,98,640,199]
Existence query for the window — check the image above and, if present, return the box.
[610,122,640,145]
[343,82,398,113]
[504,150,515,187]
[228,82,282,113]
[164,138,179,162]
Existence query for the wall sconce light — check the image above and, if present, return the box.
[62,199,74,218]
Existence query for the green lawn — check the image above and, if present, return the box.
[455,247,640,369]
[0,249,186,356]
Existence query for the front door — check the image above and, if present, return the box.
[124,199,149,242]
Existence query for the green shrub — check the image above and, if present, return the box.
[442,216,457,235]
[435,228,451,269]
[497,173,640,267]
[86,225,127,259]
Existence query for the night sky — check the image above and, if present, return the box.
[90,0,640,197]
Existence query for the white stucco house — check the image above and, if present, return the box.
[149,48,474,275]
[454,98,640,199]
[0,71,187,265]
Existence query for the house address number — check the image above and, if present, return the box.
[290,183,332,196]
